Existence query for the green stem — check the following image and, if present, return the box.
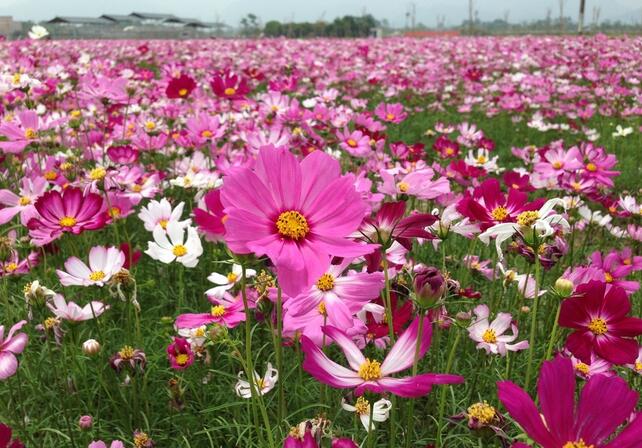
[437,329,462,446]
[524,254,541,391]
[404,311,425,448]
[276,284,285,424]
[381,255,397,448]
[545,301,562,361]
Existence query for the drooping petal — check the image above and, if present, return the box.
[322,326,366,371]
[381,316,431,376]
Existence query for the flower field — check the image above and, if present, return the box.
[0,36,642,448]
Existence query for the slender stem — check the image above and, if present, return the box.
[276,284,285,423]
[367,399,376,448]
[381,254,396,448]
[437,329,462,446]
[545,301,562,361]
[404,311,425,448]
[524,254,541,391]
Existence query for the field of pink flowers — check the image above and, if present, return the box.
[0,35,641,448]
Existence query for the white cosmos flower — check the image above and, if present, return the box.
[429,204,480,248]
[47,294,108,322]
[138,198,190,232]
[342,397,392,432]
[178,325,208,351]
[478,198,569,259]
[465,148,501,173]
[145,222,203,268]
[578,206,612,227]
[235,363,278,399]
[467,304,529,356]
[496,263,546,299]
[612,125,633,138]
[56,246,125,287]
[205,264,256,299]
[28,25,49,40]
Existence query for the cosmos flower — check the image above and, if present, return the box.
[56,246,125,287]
[467,305,528,356]
[0,176,47,225]
[205,264,256,299]
[0,320,28,381]
[138,198,190,232]
[210,70,250,100]
[175,294,246,330]
[235,362,278,398]
[559,281,642,365]
[27,187,108,246]
[166,73,196,99]
[341,397,391,432]
[497,356,642,448]
[374,102,407,124]
[378,168,450,200]
[166,337,194,370]
[193,189,227,242]
[28,24,49,39]
[145,222,203,268]
[301,316,464,397]
[220,147,376,297]
[337,128,371,157]
[47,295,108,322]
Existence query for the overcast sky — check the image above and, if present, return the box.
[1,0,641,27]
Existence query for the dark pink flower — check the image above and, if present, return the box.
[498,356,642,448]
[167,337,194,370]
[559,281,642,365]
[193,189,226,242]
[166,74,196,99]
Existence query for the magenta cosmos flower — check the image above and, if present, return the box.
[220,147,376,296]
[166,337,194,370]
[175,295,246,330]
[0,320,28,380]
[559,281,642,365]
[301,316,464,398]
[27,187,107,246]
[497,356,642,448]
[0,110,48,154]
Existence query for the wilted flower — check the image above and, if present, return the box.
[235,362,278,399]
[110,346,146,373]
[341,396,391,432]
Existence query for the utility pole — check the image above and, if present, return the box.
[559,0,565,33]
[468,0,474,34]
[578,0,586,33]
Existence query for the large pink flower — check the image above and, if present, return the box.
[301,317,464,397]
[498,356,642,448]
[27,187,108,246]
[0,320,28,380]
[0,110,47,153]
[220,147,376,296]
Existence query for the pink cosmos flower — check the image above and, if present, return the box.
[559,281,642,365]
[56,246,125,287]
[588,250,639,294]
[27,187,107,246]
[533,145,582,180]
[301,316,464,398]
[497,356,642,448]
[0,320,28,380]
[463,256,494,280]
[577,142,619,188]
[0,250,38,277]
[175,294,246,330]
[166,337,194,370]
[378,168,450,200]
[185,115,226,147]
[285,258,384,332]
[0,176,47,225]
[467,305,528,356]
[220,147,376,297]
[564,351,614,379]
[625,346,642,375]
[0,110,49,153]
[107,145,139,164]
[88,441,124,448]
[359,201,437,246]
[337,128,371,157]
[47,295,108,322]
[613,248,642,272]
[193,189,226,242]
[374,103,407,124]
[210,70,250,100]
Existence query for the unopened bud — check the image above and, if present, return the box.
[413,266,445,308]
[78,415,93,430]
[520,306,530,314]
[554,278,574,298]
[82,339,101,356]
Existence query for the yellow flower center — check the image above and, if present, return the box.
[476,155,487,164]
[19,196,31,206]
[256,377,266,389]
[178,88,188,97]
[397,182,410,193]
[571,181,582,191]
[347,138,358,148]
[172,244,188,257]
[43,317,59,330]
[89,167,106,180]
[175,353,189,365]
[445,147,455,155]
[552,161,563,169]
[467,401,496,425]
[563,440,594,448]
[276,210,309,240]
[109,207,121,218]
[588,318,607,336]
[24,128,37,139]
[89,271,106,282]
[354,396,370,415]
[490,206,509,221]
[517,210,539,227]
[585,163,597,172]
[604,272,613,283]
[145,121,156,131]
[317,301,327,316]
[224,87,236,96]
[635,361,642,372]
[482,329,497,344]
[623,258,631,265]
[59,216,77,227]
[386,113,395,121]
[201,129,213,138]
[119,345,135,360]
[358,358,382,381]
[227,272,238,283]
[70,110,81,118]
[575,362,590,376]
[211,305,225,317]
[131,184,142,193]
[5,262,18,273]
[44,170,58,181]
[316,273,335,292]
[158,219,168,229]
[60,162,73,171]
[133,432,151,448]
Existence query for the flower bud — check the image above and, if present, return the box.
[413,266,445,308]
[554,278,574,298]
[332,439,358,448]
[82,339,101,356]
[520,306,530,314]
[78,415,93,430]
